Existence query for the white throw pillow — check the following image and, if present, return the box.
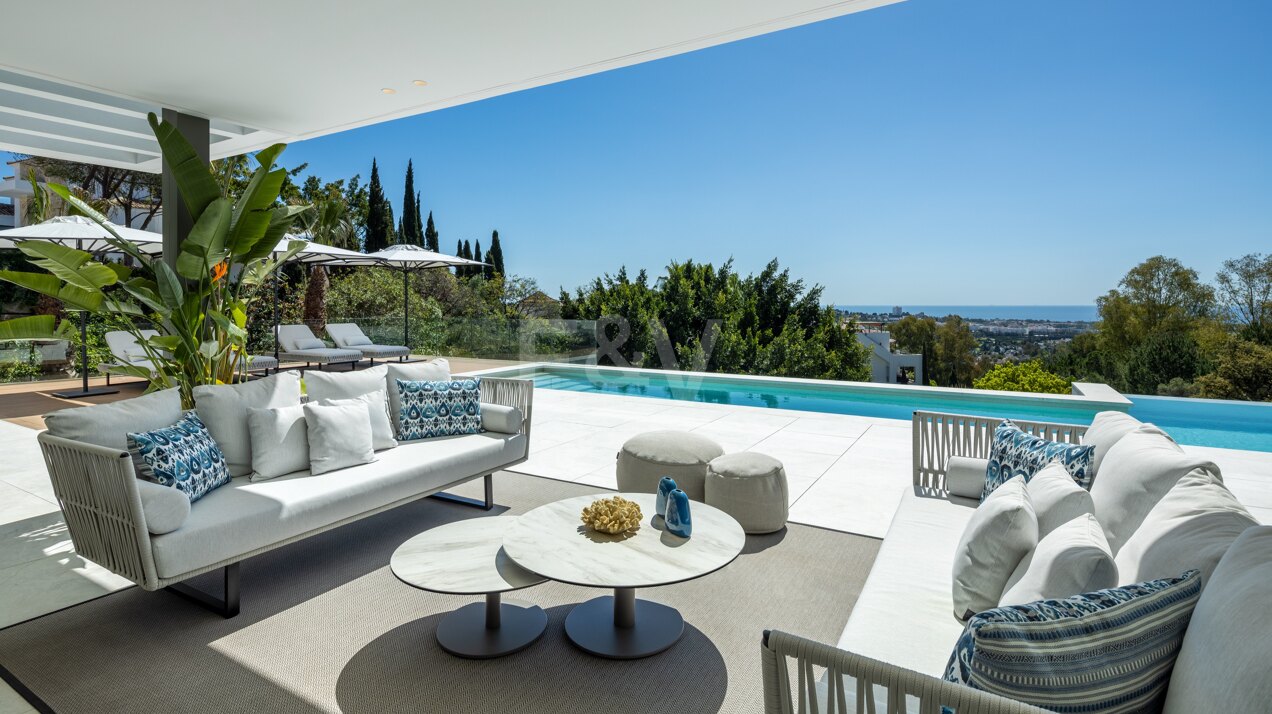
[246,404,310,481]
[1080,411,1142,477]
[386,359,450,432]
[952,476,1038,621]
[1115,469,1257,589]
[304,364,388,402]
[1091,427,1219,554]
[999,513,1117,606]
[293,337,325,350]
[193,371,302,477]
[1161,527,1272,714]
[319,390,397,451]
[1026,462,1096,538]
[481,404,523,435]
[136,478,191,535]
[945,456,990,500]
[303,401,376,475]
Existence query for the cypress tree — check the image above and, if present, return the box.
[462,239,473,277]
[474,239,483,276]
[384,201,397,245]
[413,191,424,246]
[365,159,389,252]
[488,230,505,278]
[456,239,466,278]
[400,160,418,245]
[425,211,439,252]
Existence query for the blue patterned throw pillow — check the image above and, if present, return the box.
[983,420,1094,500]
[943,570,1201,714]
[127,412,230,502]
[396,377,482,440]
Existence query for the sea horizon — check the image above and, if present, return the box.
[836,305,1099,322]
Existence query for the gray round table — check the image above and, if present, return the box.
[391,517,547,659]
[502,493,745,659]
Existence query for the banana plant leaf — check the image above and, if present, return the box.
[148,113,222,219]
[15,242,117,293]
[0,315,57,340]
[0,271,103,311]
[175,198,232,281]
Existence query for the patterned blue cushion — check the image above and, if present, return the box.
[396,377,482,440]
[943,570,1202,714]
[984,420,1094,500]
[127,412,230,503]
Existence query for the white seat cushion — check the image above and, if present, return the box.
[1080,410,1142,477]
[999,513,1116,606]
[304,364,388,402]
[150,432,527,578]
[838,489,977,677]
[1026,461,1096,537]
[1115,469,1257,589]
[1162,526,1272,714]
[951,476,1037,621]
[1091,428,1220,554]
[44,386,183,451]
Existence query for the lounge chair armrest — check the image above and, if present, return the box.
[912,410,1087,494]
[761,629,1049,714]
[37,432,159,590]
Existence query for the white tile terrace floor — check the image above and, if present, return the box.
[1,389,1271,712]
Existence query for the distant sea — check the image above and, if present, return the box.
[836,305,1099,322]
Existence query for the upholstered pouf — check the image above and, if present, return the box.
[615,431,724,501]
[704,452,789,534]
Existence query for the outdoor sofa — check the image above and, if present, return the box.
[37,359,533,617]
[98,330,276,383]
[326,322,411,363]
[762,410,1269,714]
[276,324,363,369]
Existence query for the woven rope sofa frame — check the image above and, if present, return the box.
[761,630,1049,714]
[911,410,1088,495]
[37,377,533,616]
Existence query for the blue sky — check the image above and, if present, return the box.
[16,0,1272,305]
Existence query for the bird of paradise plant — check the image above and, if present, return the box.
[0,113,306,407]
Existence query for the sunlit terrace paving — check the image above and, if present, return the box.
[1,364,1270,713]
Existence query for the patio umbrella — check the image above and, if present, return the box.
[364,244,486,348]
[0,216,164,398]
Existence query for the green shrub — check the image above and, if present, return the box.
[973,360,1071,394]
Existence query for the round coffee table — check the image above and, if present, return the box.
[391,517,547,659]
[502,493,745,659]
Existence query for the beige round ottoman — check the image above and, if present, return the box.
[704,452,789,534]
[615,430,724,501]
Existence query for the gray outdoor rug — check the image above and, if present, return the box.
[0,472,879,714]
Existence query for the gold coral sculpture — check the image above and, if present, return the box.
[580,496,643,535]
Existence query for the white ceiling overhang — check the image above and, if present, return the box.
[1,0,902,172]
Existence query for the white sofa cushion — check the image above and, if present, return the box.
[303,364,388,402]
[303,401,376,475]
[952,476,1037,621]
[1080,410,1142,477]
[944,456,988,500]
[1162,527,1272,714]
[838,489,978,677]
[999,513,1116,606]
[246,404,310,481]
[149,432,528,578]
[1091,427,1220,554]
[193,372,302,477]
[1115,468,1257,589]
[481,404,524,435]
[44,386,183,451]
[386,359,450,429]
[1025,462,1096,537]
[319,390,397,451]
[136,479,191,535]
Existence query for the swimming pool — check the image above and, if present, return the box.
[478,364,1272,453]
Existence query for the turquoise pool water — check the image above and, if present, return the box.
[484,365,1272,453]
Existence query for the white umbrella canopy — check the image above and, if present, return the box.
[272,235,383,265]
[0,215,163,254]
[366,243,486,269]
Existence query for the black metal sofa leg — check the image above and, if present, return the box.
[165,562,240,618]
[430,473,495,511]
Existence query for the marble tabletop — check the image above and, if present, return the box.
[391,517,547,595]
[502,493,746,590]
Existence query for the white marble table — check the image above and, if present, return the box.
[391,517,547,658]
[503,493,746,659]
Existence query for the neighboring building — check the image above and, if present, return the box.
[856,329,924,385]
[0,159,162,231]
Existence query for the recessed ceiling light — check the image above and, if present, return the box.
[381,87,396,95]
[412,80,429,87]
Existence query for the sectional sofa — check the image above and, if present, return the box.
[38,359,533,617]
[762,410,1270,714]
